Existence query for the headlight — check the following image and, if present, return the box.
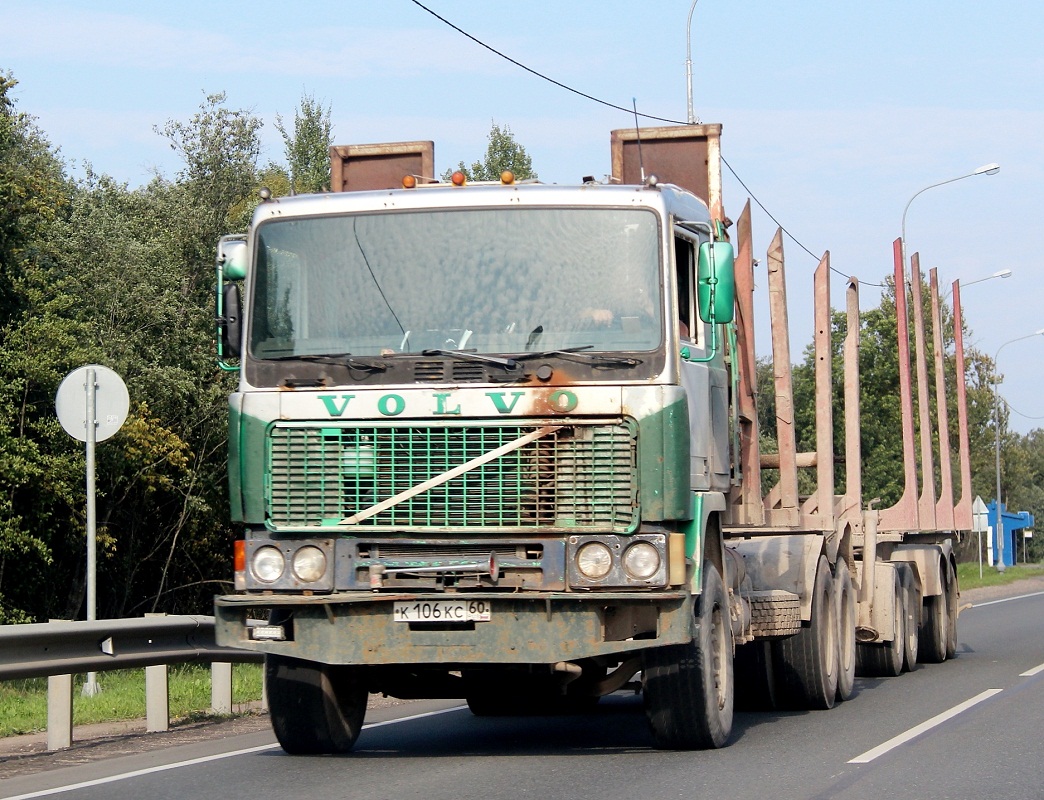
[292,546,327,582]
[252,546,285,583]
[623,541,661,580]
[576,542,613,579]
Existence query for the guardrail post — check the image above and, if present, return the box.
[46,673,73,750]
[211,662,233,714]
[143,612,169,732]
[145,663,169,732]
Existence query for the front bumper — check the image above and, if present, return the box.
[214,590,694,665]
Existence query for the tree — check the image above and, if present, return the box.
[442,122,537,182]
[0,72,71,623]
[275,93,332,194]
[155,92,263,280]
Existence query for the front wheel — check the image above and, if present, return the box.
[266,654,368,754]
[644,561,734,749]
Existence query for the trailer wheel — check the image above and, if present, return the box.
[944,560,959,659]
[896,563,921,671]
[918,560,948,664]
[643,561,734,749]
[833,559,857,702]
[266,654,368,754]
[856,570,905,677]
[775,555,838,710]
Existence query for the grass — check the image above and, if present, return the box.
[957,561,1044,591]
[0,662,264,737]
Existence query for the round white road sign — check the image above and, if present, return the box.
[55,365,130,442]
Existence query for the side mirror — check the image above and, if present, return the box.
[221,240,248,281]
[216,235,247,371]
[221,282,242,358]
[697,241,735,324]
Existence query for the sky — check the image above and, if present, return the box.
[3,0,1043,433]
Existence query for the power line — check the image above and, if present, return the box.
[409,0,883,287]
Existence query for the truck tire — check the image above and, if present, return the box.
[855,570,905,677]
[833,558,856,702]
[944,560,959,659]
[775,555,837,710]
[643,561,734,749]
[266,654,368,754]
[918,560,948,664]
[896,563,920,671]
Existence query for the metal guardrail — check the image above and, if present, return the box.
[0,615,262,680]
[0,615,264,751]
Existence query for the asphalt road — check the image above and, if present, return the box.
[4,588,1043,800]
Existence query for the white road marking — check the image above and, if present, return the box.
[971,590,1044,608]
[848,689,1003,764]
[3,706,468,800]
[1020,663,1044,677]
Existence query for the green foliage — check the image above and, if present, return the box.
[275,93,332,194]
[0,81,269,621]
[956,561,1044,590]
[0,663,264,736]
[442,122,537,182]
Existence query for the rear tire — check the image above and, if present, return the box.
[896,563,920,671]
[644,561,734,749]
[856,569,905,678]
[834,559,857,702]
[775,555,837,710]
[266,654,368,754]
[919,561,948,664]
[944,560,959,659]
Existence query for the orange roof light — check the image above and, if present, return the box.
[500,170,515,185]
[450,171,467,187]
[402,174,417,189]
[234,539,246,572]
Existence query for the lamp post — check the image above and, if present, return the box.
[993,329,1044,571]
[900,163,1000,272]
[685,0,701,124]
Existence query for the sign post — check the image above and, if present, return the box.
[55,365,129,696]
[972,495,989,580]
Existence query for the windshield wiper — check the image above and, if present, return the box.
[265,353,388,373]
[421,349,520,370]
[516,346,642,368]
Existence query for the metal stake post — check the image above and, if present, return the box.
[83,367,100,696]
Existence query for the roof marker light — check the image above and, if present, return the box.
[402,174,417,189]
[451,171,467,187]
[500,170,515,185]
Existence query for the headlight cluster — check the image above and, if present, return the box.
[248,541,331,589]
[569,534,668,588]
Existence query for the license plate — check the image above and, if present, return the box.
[393,599,492,623]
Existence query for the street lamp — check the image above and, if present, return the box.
[962,269,1012,289]
[685,0,701,124]
[993,328,1044,572]
[943,269,1012,299]
[900,163,1000,271]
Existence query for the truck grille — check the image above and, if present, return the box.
[266,420,638,531]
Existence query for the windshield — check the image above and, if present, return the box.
[249,206,663,360]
